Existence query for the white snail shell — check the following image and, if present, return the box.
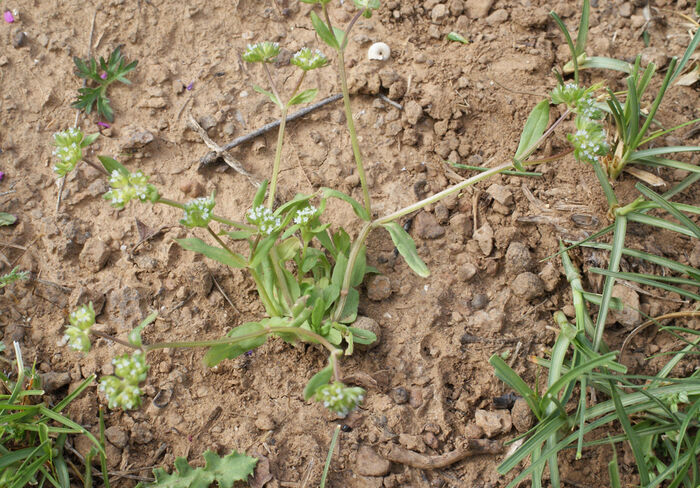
[368,42,391,61]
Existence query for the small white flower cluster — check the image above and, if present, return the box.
[576,94,603,121]
[104,170,159,209]
[242,41,280,63]
[99,351,149,410]
[247,205,281,235]
[293,205,317,226]
[291,48,329,71]
[313,381,365,418]
[62,303,96,353]
[550,83,585,107]
[180,194,215,228]
[52,128,84,176]
[569,118,609,165]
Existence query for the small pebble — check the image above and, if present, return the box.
[471,293,489,310]
[390,387,409,405]
[255,414,276,431]
[12,30,27,48]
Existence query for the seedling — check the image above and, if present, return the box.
[72,46,138,122]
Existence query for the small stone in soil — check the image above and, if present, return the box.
[486,184,514,207]
[12,30,27,48]
[39,372,71,392]
[414,211,445,239]
[366,275,392,301]
[474,409,512,438]
[511,272,545,301]
[355,445,391,477]
[458,263,477,282]
[105,425,129,449]
[390,386,409,404]
[352,316,381,350]
[471,293,489,310]
[131,422,153,444]
[423,431,439,449]
[511,397,535,433]
[505,242,533,275]
[473,223,494,256]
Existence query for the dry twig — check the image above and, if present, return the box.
[382,438,503,469]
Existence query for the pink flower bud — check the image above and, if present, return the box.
[3,10,14,23]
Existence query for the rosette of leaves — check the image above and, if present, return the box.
[142,450,257,488]
[72,46,138,122]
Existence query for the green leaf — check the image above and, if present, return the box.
[382,222,429,277]
[97,155,129,176]
[338,288,359,323]
[447,32,469,44]
[311,296,325,329]
[0,213,17,226]
[303,364,333,400]
[321,188,370,221]
[249,234,278,268]
[128,311,158,347]
[175,238,247,268]
[575,0,590,56]
[252,180,269,208]
[81,132,100,147]
[348,326,376,345]
[253,84,281,107]
[204,322,267,367]
[310,11,339,49]
[288,88,318,107]
[350,245,367,287]
[635,183,700,239]
[514,99,550,164]
[150,450,257,488]
[609,382,650,485]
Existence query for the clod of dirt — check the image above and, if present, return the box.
[485,8,509,26]
[105,426,129,449]
[504,242,533,275]
[465,422,484,439]
[12,30,27,48]
[538,261,561,292]
[366,275,392,301]
[3,323,25,344]
[609,284,641,327]
[423,431,439,450]
[619,2,633,17]
[414,211,445,240]
[355,445,391,477]
[75,433,122,468]
[399,433,426,453]
[79,238,111,272]
[403,100,423,126]
[473,223,494,256]
[511,397,534,433]
[457,263,477,282]
[431,3,448,23]
[39,371,71,392]
[433,204,449,225]
[474,409,512,438]
[198,114,217,131]
[511,272,545,301]
[254,414,276,431]
[353,316,381,350]
[131,422,153,444]
[486,184,514,207]
[449,213,473,238]
[113,286,148,328]
[390,387,409,405]
[179,180,206,198]
[471,293,489,310]
[120,126,155,151]
[409,387,423,408]
[689,241,700,267]
[182,262,213,296]
[465,0,494,18]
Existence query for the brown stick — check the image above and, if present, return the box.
[382,439,503,469]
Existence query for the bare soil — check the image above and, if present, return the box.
[1,0,699,486]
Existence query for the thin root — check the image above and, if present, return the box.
[381,438,503,469]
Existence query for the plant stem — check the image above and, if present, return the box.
[591,161,618,208]
[268,106,288,209]
[90,329,135,349]
[341,10,365,50]
[337,51,372,217]
[269,246,293,312]
[250,267,281,317]
[157,197,254,230]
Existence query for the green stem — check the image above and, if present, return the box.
[332,222,372,322]
[340,10,365,50]
[320,425,341,488]
[269,246,293,311]
[158,197,254,230]
[250,267,281,317]
[591,161,618,208]
[337,50,372,217]
[267,106,288,209]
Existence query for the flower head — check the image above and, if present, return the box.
[52,128,97,177]
[103,170,159,209]
[568,117,609,165]
[246,205,281,235]
[63,327,92,353]
[4,10,14,23]
[291,48,329,71]
[242,42,280,63]
[99,350,149,410]
[69,303,96,330]
[293,205,317,226]
[313,381,365,417]
[180,194,216,228]
[550,83,586,107]
[576,94,604,121]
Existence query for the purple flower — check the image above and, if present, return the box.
[97,121,111,128]
[186,81,194,91]
[4,10,14,23]
[0,171,5,181]
[100,72,108,80]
